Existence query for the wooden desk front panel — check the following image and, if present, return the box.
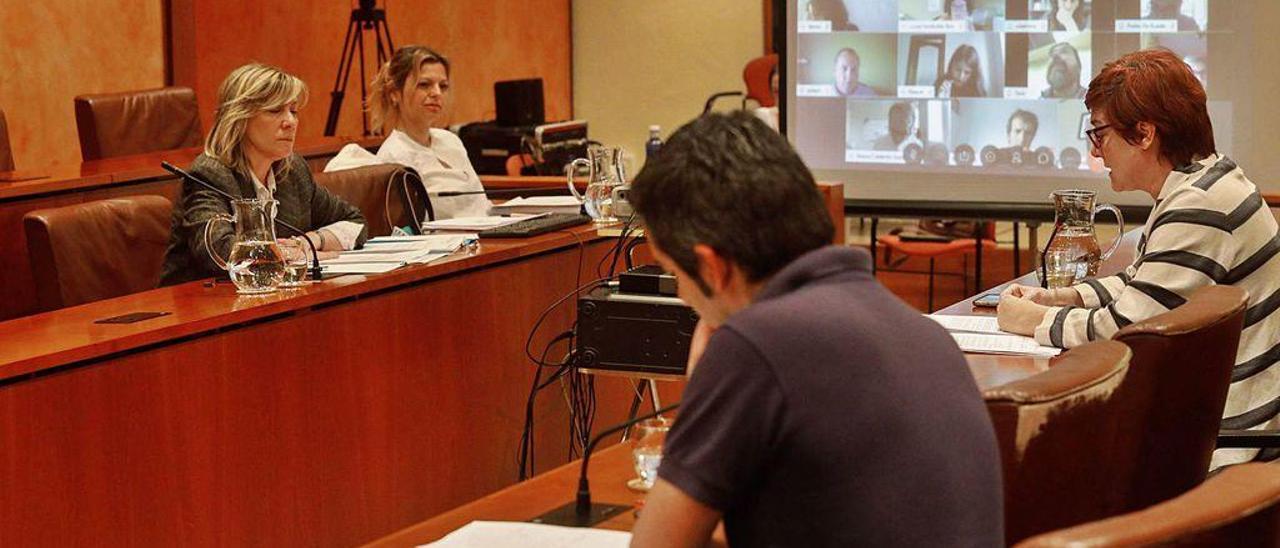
[0,237,669,546]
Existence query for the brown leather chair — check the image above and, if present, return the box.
[74,86,202,161]
[314,164,429,237]
[24,196,172,312]
[983,340,1136,544]
[0,107,14,171]
[1113,285,1248,512]
[1016,462,1280,547]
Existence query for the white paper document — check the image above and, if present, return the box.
[320,234,473,274]
[424,521,631,548]
[491,196,583,215]
[422,214,547,231]
[926,314,1003,334]
[320,262,403,275]
[928,314,1061,357]
[950,333,1062,358]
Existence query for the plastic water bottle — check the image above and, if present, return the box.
[645,125,663,164]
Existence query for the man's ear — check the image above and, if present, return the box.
[692,244,730,293]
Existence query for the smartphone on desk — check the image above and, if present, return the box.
[972,293,1001,308]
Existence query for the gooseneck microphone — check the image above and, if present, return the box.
[533,401,681,528]
[161,161,325,281]
[1039,221,1063,290]
[433,190,489,197]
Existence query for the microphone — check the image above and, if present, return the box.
[533,401,680,527]
[433,189,488,197]
[1040,220,1063,289]
[160,161,326,281]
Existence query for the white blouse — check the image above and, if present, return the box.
[376,128,493,220]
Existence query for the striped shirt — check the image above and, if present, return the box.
[1034,155,1280,465]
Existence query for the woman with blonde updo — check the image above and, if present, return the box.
[369,45,491,219]
[160,63,366,285]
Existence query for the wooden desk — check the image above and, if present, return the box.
[369,230,1146,546]
[476,177,848,246]
[0,136,380,321]
[0,225,684,547]
[367,444,641,547]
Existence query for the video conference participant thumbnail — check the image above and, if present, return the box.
[798,0,898,32]
[1045,0,1092,32]
[1116,0,1208,33]
[898,0,1006,32]
[796,33,897,98]
[628,111,1003,547]
[844,99,950,166]
[947,98,1090,170]
[1030,37,1091,99]
[896,32,1004,99]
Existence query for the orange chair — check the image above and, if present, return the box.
[1016,463,1280,547]
[24,196,173,311]
[74,86,203,161]
[873,220,998,311]
[743,54,778,108]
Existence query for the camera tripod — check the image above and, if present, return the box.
[324,0,394,136]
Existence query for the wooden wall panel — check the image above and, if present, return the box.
[0,1,166,169]
[170,0,573,141]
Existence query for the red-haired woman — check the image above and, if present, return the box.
[999,49,1280,467]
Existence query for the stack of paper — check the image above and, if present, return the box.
[422,214,547,232]
[425,521,631,547]
[491,196,583,216]
[321,234,475,275]
[926,314,1062,357]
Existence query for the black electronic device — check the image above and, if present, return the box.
[458,121,531,175]
[495,78,545,127]
[576,285,696,378]
[973,293,1001,308]
[477,213,591,238]
[618,265,677,296]
[458,119,589,176]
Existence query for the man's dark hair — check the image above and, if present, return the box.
[630,111,833,294]
[1006,109,1039,142]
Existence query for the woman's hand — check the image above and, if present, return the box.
[1000,284,1082,306]
[997,295,1048,336]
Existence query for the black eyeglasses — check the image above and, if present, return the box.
[1085,124,1113,149]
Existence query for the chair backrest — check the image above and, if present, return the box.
[743,54,778,108]
[74,86,203,161]
[1113,285,1248,512]
[1015,462,1280,547]
[0,107,14,171]
[24,195,173,312]
[314,164,427,237]
[983,340,1136,544]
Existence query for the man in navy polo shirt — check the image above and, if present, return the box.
[628,112,1003,547]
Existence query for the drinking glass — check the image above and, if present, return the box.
[277,238,311,288]
[627,416,672,492]
[1040,249,1083,289]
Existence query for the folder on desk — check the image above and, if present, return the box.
[321,234,475,274]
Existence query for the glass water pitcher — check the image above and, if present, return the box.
[1041,189,1125,288]
[202,198,286,294]
[567,145,627,224]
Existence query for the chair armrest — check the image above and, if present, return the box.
[1217,429,1280,448]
